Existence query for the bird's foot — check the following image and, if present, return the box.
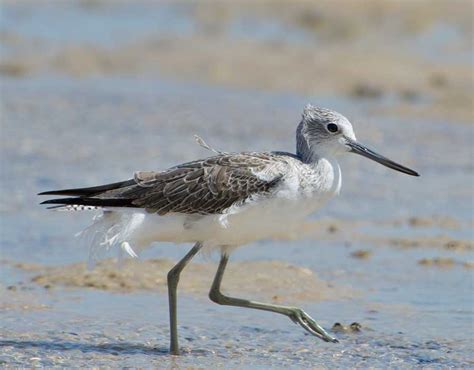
[289,308,339,343]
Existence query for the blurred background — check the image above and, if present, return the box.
[1,0,473,367]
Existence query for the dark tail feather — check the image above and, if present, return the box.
[38,179,135,197]
[40,197,136,208]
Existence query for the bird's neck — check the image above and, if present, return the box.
[296,121,313,164]
[296,123,342,194]
[296,121,321,164]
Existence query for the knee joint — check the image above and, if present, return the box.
[209,288,224,304]
[167,268,180,286]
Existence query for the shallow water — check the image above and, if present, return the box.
[1,75,472,368]
[1,2,473,368]
[0,2,194,50]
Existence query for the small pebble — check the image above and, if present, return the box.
[350,322,362,332]
[351,250,372,259]
[327,224,338,233]
[332,322,362,333]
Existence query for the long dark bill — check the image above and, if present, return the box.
[345,137,419,177]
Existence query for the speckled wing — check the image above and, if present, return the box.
[119,153,284,215]
[40,153,286,215]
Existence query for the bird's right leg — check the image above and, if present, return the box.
[209,252,338,343]
[167,241,204,355]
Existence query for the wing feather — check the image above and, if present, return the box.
[40,153,287,215]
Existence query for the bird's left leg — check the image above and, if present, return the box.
[209,252,338,343]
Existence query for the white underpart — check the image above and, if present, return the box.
[78,156,342,263]
[79,212,145,266]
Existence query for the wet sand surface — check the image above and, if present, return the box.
[2,75,472,368]
[9,258,353,302]
[1,1,473,368]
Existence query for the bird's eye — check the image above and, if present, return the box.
[327,123,339,133]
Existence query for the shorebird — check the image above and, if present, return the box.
[39,105,419,355]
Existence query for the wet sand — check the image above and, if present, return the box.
[1,74,472,367]
[1,1,473,368]
[8,258,354,302]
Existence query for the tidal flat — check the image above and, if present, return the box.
[1,1,473,368]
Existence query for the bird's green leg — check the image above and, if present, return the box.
[167,241,204,355]
[209,252,338,343]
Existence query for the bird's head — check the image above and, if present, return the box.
[296,104,419,176]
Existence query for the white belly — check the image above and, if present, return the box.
[205,195,330,246]
[127,191,332,251]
